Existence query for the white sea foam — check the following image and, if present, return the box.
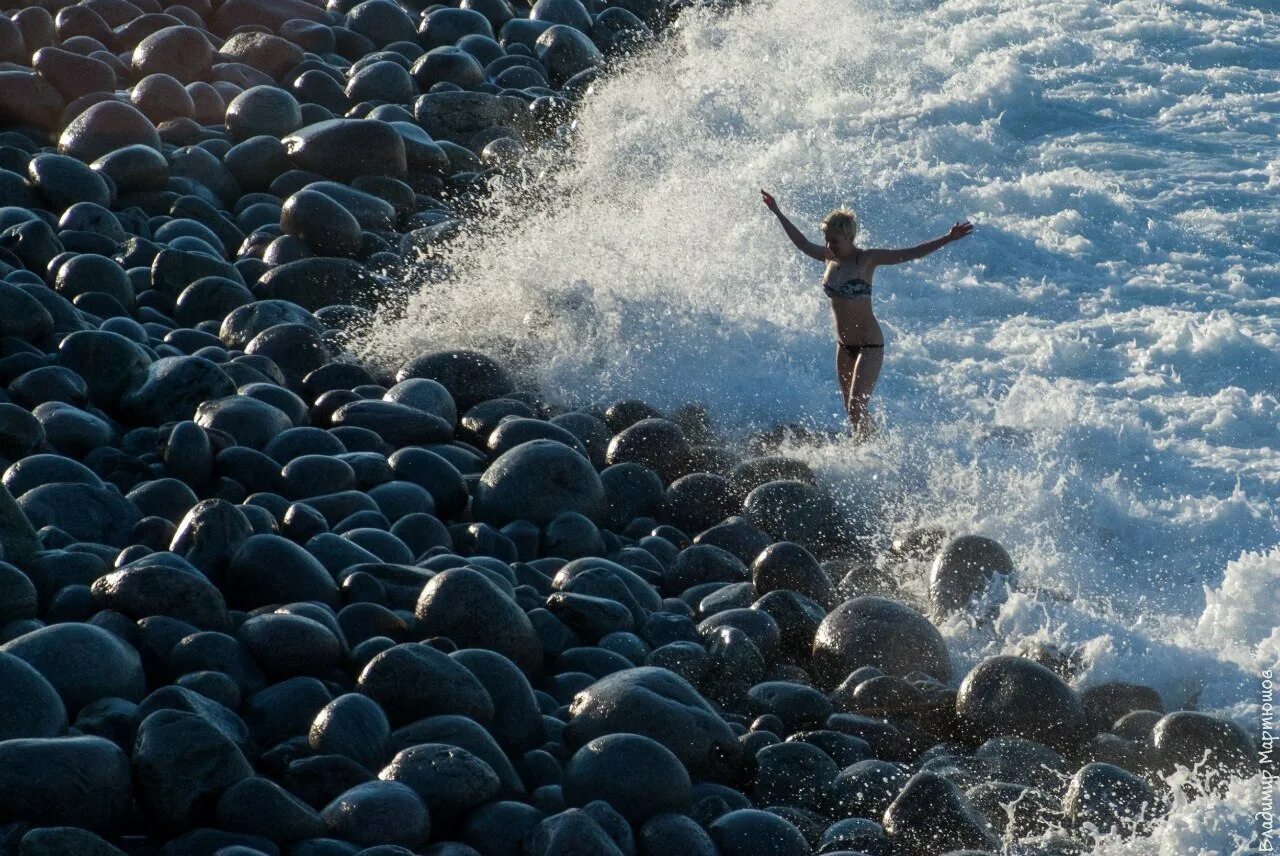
[365,0,1279,848]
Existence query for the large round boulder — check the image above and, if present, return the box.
[17,483,141,547]
[0,736,132,832]
[357,643,494,727]
[751,541,835,607]
[956,655,1086,750]
[563,733,691,823]
[605,418,689,483]
[91,560,230,632]
[121,356,238,425]
[225,534,340,610]
[882,771,999,855]
[378,742,501,824]
[320,780,429,848]
[133,709,254,834]
[451,648,545,752]
[707,809,810,856]
[415,568,541,674]
[226,85,304,141]
[533,24,603,86]
[310,693,390,771]
[564,666,739,781]
[280,188,362,257]
[1,623,145,714]
[473,439,605,526]
[811,596,950,686]
[330,399,452,447]
[196,395,295,450]
[929,534,1016,614]
[1062,762,1163,837]
[132,26,214,83]
[0,652,67,740]
[395,350,513,411]
[1148,710,1255,783]
[283,119,408,182]
[58,101,161,163]
[742,479,848,558]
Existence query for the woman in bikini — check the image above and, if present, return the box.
[761,189,974,439]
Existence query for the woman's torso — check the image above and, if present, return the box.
[822,251,884,346]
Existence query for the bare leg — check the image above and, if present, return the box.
[835,344,854,412]
[846,347,884,439]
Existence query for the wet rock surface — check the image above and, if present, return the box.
[0,0,1243,852]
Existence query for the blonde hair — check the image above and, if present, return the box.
[820,207,858,241]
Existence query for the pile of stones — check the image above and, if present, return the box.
[0,0,1263,854]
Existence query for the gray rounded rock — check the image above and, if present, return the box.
[1062,761,1162,837]
[451,648,544,752]
[196,395,295,450]
[284,119,408,182]
[0,403,43,460]
[395,350,513,411]
[882,771,998,855]
[0,736,132,832]
[320,781,429,848]
[811,596,951,687]
[1149,710,1255,782]
[751,541,835,607]
[742,479,848,558]
[707,809,810,856]
[310,693,390,770]
[381,376,458,424]
[216,775,327,843]
[58,100,161,163]
[357,643,495,727]
[239,612,344,679]
[123,356,238,425]
[331,399,452,447]
[0,282,54,340]
[17,827,129,856]
[379,743,501,823]
[956,655,1085,750]
[565,666,738,781]
[132,26,214,83]
[929,534,1016,614]
[91,560,230,631]
[219,300,322,350]
[281,188,362,257]
[1,623,145,714]
[0,562,38,625]
[91,144,170,192]
[19,482,141,547]
[226,85,304,141]
[225,533,340,609]
[0,651,67,740]
[473,439,605,526]
[57,329,152,406]
[563,733,691,823]
[533,24,603,86]
[133,708,254,834]
[415,567,541,674]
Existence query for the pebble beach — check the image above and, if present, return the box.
[0,0,1274,854]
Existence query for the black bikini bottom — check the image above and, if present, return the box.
[840,343,884,359]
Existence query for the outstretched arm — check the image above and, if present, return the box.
[867,221,974,266]
[761,189,826,261]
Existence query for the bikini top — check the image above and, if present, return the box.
[822,250,872,299]
[823,276,872,300]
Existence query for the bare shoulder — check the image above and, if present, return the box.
[859,248,894,266]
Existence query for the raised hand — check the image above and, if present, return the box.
[760,189,780,213]
[948,220,975,241]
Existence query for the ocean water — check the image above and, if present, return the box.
[365,0,1279,849]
